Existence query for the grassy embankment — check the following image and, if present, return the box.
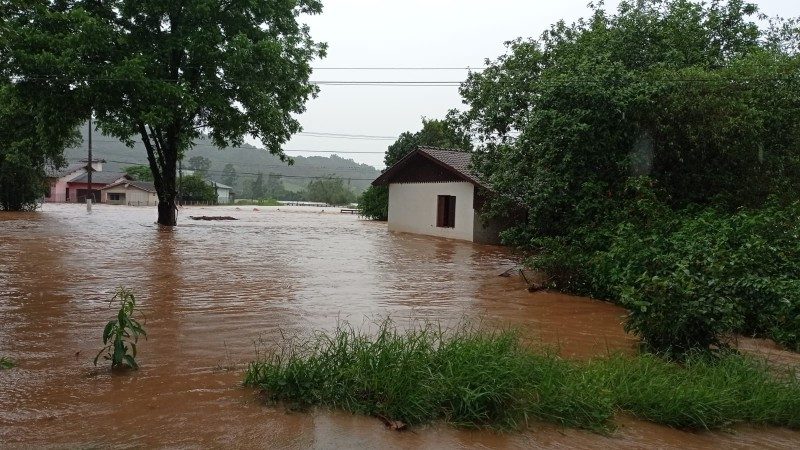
[244,321,800,432]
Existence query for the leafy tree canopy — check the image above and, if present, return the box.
[221,163,237,186]
[384,115,473,167]
[2,0,326,224]
[187,156,211,178]
[0,83,80,210]
[179,174,216,203]
[123,165,154,182]
[459,0,800,242]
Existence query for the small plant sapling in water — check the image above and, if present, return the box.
[95,288,146,370]
[0,356,14,370]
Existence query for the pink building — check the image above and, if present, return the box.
[44,158,128,203]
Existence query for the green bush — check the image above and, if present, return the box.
[357,185,388,220]
[531,188,800,356]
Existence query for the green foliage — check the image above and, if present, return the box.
[0,356,14,370]
[187,156,211,178]
[357,185,388,220]
[530,181,800,356]
[4,1,326,224]
[0,83,80,211]
[94,288,146,371]
[303,177,356,205]
[221,163,237,187]
[245,320,611,431]
[384,115,473,167]
[123,165,154,182]
[458,0,800,355]
[179,174,217,203]
[245,321,800,431]
[586,352,800,429]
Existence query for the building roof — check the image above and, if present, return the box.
[100,180,157,193]
[46,162,89,179]
[372,146,485,188]
[209,181,232,190]
[68,172,130,185]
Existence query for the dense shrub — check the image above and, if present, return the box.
[530,182,800,355]
[357,185,388,220]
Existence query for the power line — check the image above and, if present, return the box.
[84,138,386,154]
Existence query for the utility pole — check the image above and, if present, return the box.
[87,115,93,212]
[178,157,183,206]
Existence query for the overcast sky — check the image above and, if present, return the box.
[253,0,800,170]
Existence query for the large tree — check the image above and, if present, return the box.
[359,116,473,220]
[0,83,81,211]
[459,0,800,243]
[2,0,326,224]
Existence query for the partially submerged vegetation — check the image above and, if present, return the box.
[0,356,14,370]
[94,288,146,371]
[457,1,800,357]
[245,321,800,431]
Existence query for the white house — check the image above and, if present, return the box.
[100,180,159,206]
[372,147,503,244]
[210,181,234,204]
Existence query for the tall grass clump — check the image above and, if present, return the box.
[244,320,613,430]
[586,352,800,429]
[245,320,800,432]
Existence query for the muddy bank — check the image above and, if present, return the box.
[0,203,797,448]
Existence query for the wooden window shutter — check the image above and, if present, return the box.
[448,196,456,227]
[437,195,446,227]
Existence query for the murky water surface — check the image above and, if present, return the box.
[1,204,798,448]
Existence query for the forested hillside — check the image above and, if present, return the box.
[64,125,380,194]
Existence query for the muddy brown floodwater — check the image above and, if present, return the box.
[1,204,798,449]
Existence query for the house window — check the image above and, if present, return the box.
[437,195,456,228]
[109,193,124,201]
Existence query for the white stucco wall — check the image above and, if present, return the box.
[216,187,231,204]
[388,182,475,241]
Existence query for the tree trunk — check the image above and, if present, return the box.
[156,154,178,226]
[157,199,177,226]
[138,122,179,226]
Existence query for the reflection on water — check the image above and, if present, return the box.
[0,204,797,448]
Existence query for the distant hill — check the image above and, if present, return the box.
[64,126,381,194]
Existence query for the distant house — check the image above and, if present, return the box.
[45,158,106,203]
[372,147,503,244]
[210,181,234,204]
[66,172,130,203]
[100,180,158,206]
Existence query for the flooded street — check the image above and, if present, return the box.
[1,204,798,448]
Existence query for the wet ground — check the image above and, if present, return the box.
[1,203,798,448]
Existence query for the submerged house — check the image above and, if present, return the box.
[100,180,158,206]
[66,171,130,203]
[372,147,503,244]
[45,158,107,203]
